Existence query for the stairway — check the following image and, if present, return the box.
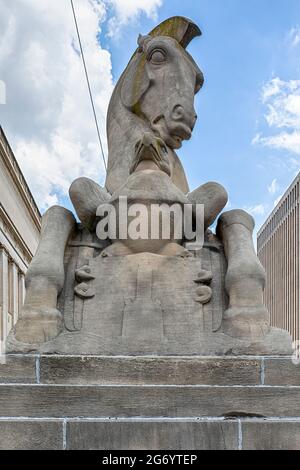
[0,355,300,449]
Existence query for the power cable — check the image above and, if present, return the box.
[70,0,107,172]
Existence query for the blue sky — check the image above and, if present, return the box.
[1,0,299,233]
[104,0,300,230]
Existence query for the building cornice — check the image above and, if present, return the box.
[0,126,41,231]
[0,203,33,269]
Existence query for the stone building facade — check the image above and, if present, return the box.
[0,127,41,349]
[257,172,300,343]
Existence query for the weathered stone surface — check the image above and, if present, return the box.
[1,384,300,418]
[39,356,261,386]
[67,420,238,450]
[242,420,300,450]
[0,355,36,384]
[0,420,63,450]
[264,358,300,385]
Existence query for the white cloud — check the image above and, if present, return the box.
[261,77,285,102]
[0,13,17,62]
[268,178,278,195]
[257,131,300,156]
[0,0,112,211]
[251,133,261,146]
[288,27,300,48]
[0,0,163,211]
[106,0,162,37]
[253,78,300,157]
[262,78,300,129]
[244,204,268,217]
[0,80,6,104]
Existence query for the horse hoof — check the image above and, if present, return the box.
[14,308,63,344]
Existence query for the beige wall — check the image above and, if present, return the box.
[0,156,40,257]
[258,173,300,343]
[0,127,41,345]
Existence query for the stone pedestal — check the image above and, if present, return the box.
[0,355,300,450]
[7,249,292,356]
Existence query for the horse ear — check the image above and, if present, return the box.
[137,34,152,52]
[121,54,151,110]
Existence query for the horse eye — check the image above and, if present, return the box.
[149,49,166,64]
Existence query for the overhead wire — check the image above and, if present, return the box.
[70,0,107,172]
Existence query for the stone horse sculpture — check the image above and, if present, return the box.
[9,17,292,355]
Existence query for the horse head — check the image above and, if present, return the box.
[106,17,203,195]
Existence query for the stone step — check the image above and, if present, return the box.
[0,419,63,450]
[0,355,36,384]
[2,354,300,386]
[67,418,300,450]
[66,419,239,450]
[0,383,300,418]
[38,355,263,386]
[1,418,300,450]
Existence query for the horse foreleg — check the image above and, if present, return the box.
[187,182,228,231]
[69,177,110,231]
[14,205,76,344]
[216,209,269,339]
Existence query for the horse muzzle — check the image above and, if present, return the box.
[151,110,196,150]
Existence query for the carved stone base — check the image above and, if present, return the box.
[7,252,292,356]
[6,325,292,356]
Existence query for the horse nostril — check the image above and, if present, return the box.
[171,105,185,121]
[171,105,197,130]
